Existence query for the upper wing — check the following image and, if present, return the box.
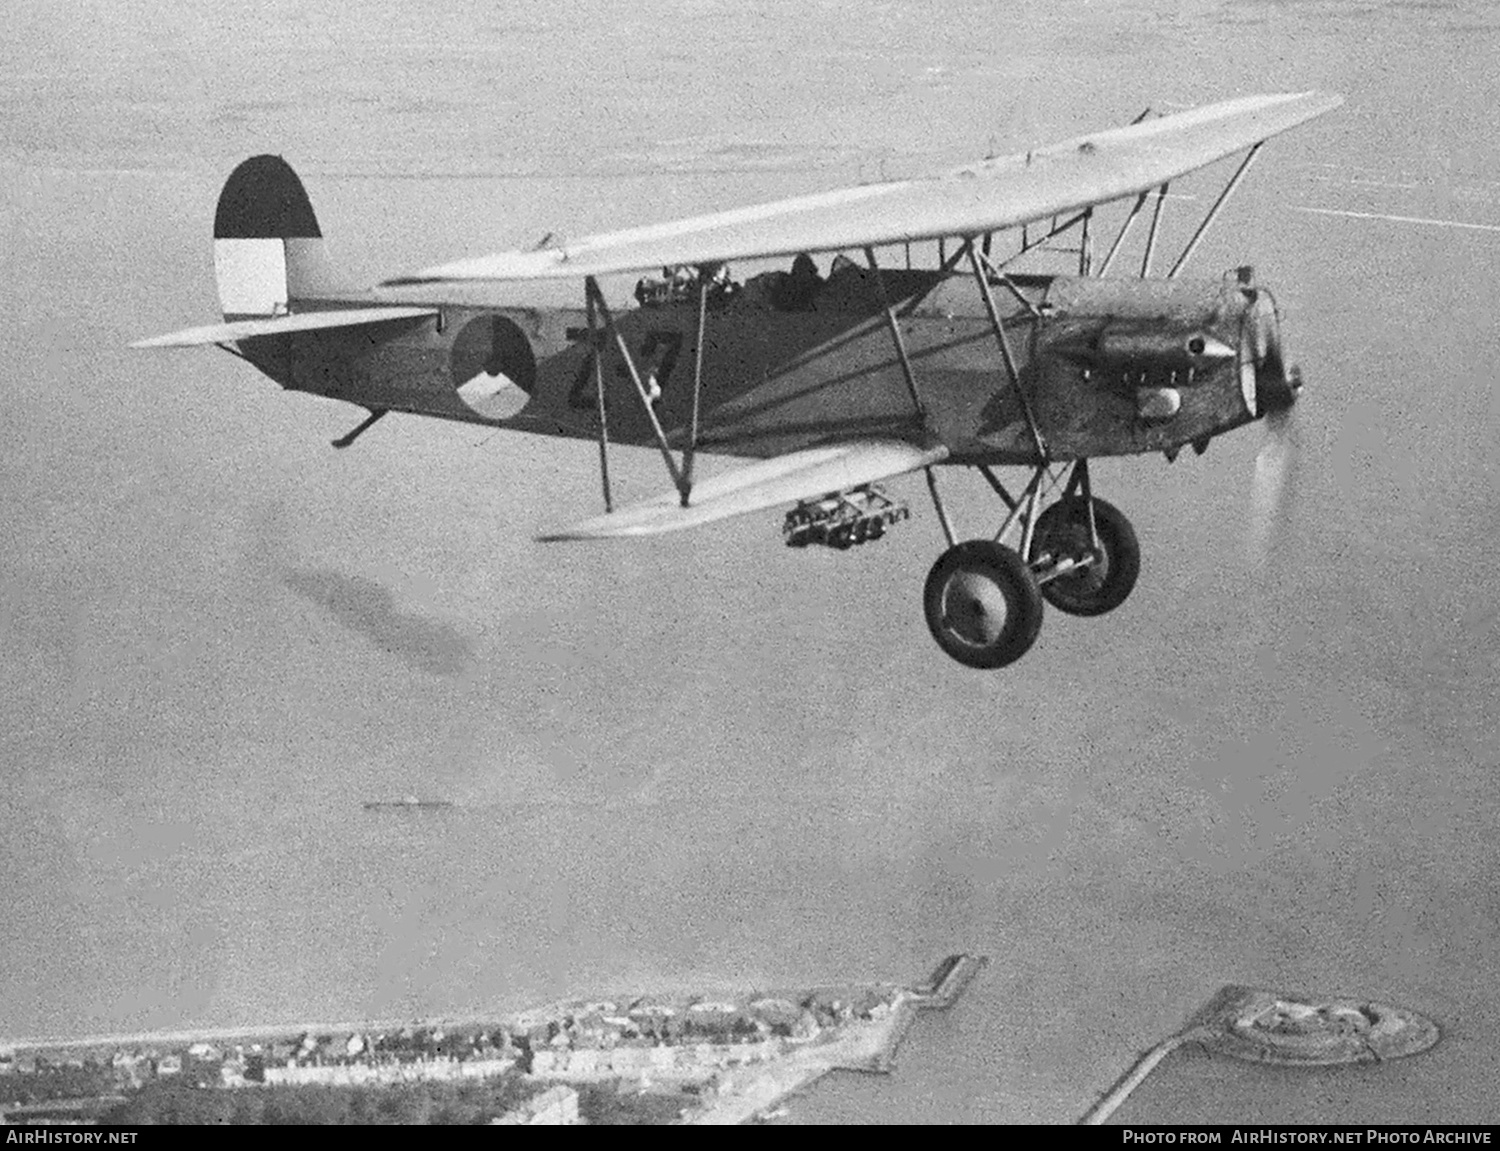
[393,92,1340,286]
[539,439,949,541]
[130,306,438,348]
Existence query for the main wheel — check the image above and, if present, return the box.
[1031,497,1140,617]
[923,540,1044,669]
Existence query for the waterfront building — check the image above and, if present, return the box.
[791,1011,822,1041]
[531,1037,781,1080]
[689,1001,739,1015]
[627,999,677,1018]
[750,999,800,1025]
[261,1054,515,1087]
[578,1001,617,1016]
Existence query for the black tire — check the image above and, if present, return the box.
[923,540,1045,669]
[1031,497,1140,617]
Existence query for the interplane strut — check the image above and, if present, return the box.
[586,286,613,512]
[681,269,713,505]
[864,245,928,422]
[1167,142,1262,278]
[583,269,714,510]
[1141,183,1170,277]
[969,245,1049,464]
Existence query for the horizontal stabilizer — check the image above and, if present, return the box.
[541,439,949,541]
[130,306,438,348]
[394,92,1341,285]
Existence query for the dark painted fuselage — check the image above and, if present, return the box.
[235,260,1281,466]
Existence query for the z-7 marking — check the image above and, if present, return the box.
[568,327,683,409]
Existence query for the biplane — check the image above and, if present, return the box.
[134,91,1341,669]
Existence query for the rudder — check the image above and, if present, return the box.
[213,155,353,318]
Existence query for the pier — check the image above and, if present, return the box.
[865,954,989,1073]
[690,953,988,1123]
[909,953,989,1009]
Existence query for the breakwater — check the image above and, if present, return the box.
[867,954,989,1073]
[909,953,988,1009]
[688,953,988,1123]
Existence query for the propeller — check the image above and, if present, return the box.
[1244,295,1302,570]
[1247,389,1300,568]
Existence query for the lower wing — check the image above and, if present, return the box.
[540,439,949,541]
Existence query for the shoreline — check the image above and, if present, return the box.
[0,1017,514,1058]
[685,955,985,1124]
[1,988,874,1056]
[684,1002,907,1126]
[3,955,987,1126]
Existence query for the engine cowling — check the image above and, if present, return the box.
[1002,267,1302,461]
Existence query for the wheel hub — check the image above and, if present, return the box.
[1028,494,1141,619]
[943,570,1011,647]
[923,539,1045,669]
[1037,517,1107,592]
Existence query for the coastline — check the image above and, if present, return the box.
[2,955,985,1126]
[684,955,984,1125]
[684,997,914,1126]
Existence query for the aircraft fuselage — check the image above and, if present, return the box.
[235,262,1285,466]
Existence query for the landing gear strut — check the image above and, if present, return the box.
[920,458,1141,668]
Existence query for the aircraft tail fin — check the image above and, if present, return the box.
[213,155,357,318]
